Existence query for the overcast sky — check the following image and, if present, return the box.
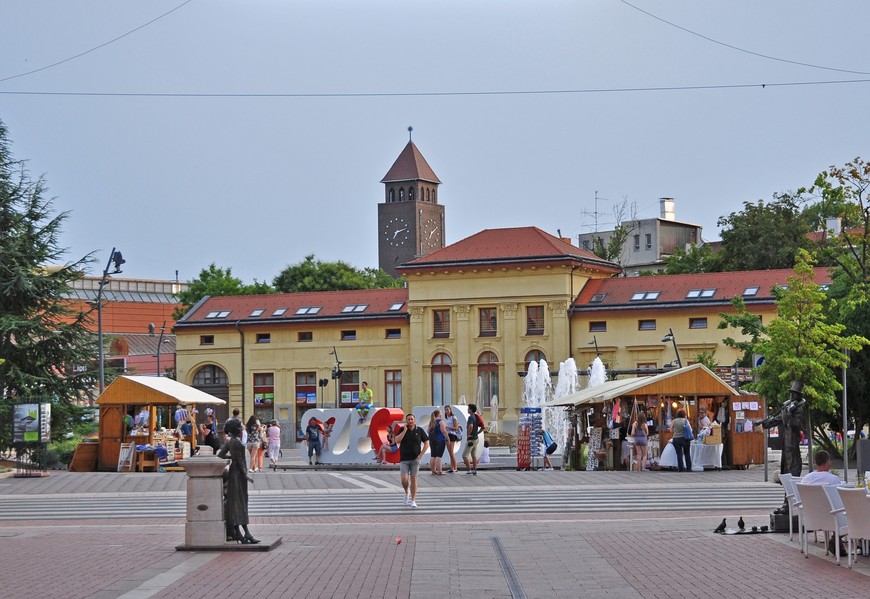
[2,1,868,283]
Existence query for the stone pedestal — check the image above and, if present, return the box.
[177,448,228,549]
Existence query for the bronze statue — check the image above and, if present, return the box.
[755,380,806,514]
[218,418,260,544]
[755,380,806,478]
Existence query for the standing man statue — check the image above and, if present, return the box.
[755,380,807,515]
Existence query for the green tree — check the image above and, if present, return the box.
[716,194,812,271]
[808,158,870,450]
[742,252,867,451]
[589,199,636,266]
[718,296,765,366]
[273,255,401,293]
[173,264,273,319]
[664,243,721,274]
[0,120,98,448]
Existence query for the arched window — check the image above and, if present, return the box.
[431,353,452,406]
[193,364,228,386]
[477,351,499,408]
[388,189,395,203]
[192,365,229,424]
[425,188,430,202]
[524,350,546,367]
[409,187,415,201]
[399,188,405,201]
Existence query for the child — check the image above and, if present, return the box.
[374,423,399,464]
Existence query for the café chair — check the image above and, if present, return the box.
[797,483,848,564]
[836,487,870,568]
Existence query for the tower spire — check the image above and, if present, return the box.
[408,126,413,142]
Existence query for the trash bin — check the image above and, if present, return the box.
[856,439,870,474]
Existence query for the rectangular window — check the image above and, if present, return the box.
[589,321,606,332]
[253,373,274,421]
[743,286,759,297]
[272,307,288,316]
[341,330,356,341]
[526,305,544,335]
[385,328,401,339]
[297,331,313,342]
[590,293,606,303]
[295,372,316,386]
[638,319,656,331]
[339,370,360,407]
[645,233,652,250]
[689,317,708,329]
[433,309,450,338]
[479,308,497,337]
[199,335,214,345]
[249,308,265,317]
[385,370,402,409]
[295,372,317,438]
[637,362,657,375]
[256,333,271,343]
[633,234,640,251]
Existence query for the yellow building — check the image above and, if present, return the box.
[173,141,832,439]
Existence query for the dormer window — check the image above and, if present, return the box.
[743,286,759,297]
[389,302,404,311]
[686,289,716,299]
[250,309,265,317]
[294,306,321,315]
[272,307,288,316]
[341,304,368,313]
[630,291,660,301]
[590,293,606,303]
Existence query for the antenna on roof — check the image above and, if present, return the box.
[408,126,413,141]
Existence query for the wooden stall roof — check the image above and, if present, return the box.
[95,375,226,407]
[545,364,739,407]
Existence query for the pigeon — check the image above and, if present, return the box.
[737,516,745,530]
[713,518,726,533]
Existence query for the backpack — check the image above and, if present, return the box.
[469,413,485,439]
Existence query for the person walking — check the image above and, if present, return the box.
[266,419,281,470]
[463,403,483,476]
[245,415,262,472]
[670,409,692,472]
[427,409,448,475]
[394,413,429,508]
[444,405,462,473]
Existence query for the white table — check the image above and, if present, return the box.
[659,441,723,471]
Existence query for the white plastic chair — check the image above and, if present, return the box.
[836,487,870,568]
[780,473,802,542]
[797,483,849,564]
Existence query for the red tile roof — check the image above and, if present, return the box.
[573,267,833,311]
[381,141,441,184]
[176,288,409,327]
[399,226,621,274]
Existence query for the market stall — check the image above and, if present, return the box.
[95,376,226,471]
[546,364,756,470]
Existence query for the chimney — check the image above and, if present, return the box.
[660,197,675,221]
[825,217,841,237]
[561,237,573,246]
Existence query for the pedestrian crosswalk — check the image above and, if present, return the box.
[0,485,785,521]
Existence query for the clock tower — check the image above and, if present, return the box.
[378,133,445,277]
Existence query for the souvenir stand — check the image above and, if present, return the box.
[95,376,226,471]
[545,364,744,470]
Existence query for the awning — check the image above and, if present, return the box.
[545,363,739,407]
[96,375,226,406]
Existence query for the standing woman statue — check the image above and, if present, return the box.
[218,418,260,544]
[755,380,806,477]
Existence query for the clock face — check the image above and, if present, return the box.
[423,217,440,250]
[384,216,410,247]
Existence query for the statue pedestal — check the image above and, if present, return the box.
[175,447,281,552]
[769,512,799,533]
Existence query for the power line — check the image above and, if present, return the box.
[0,0,194,84]
[617,0,870,76]
[1,78,869,98]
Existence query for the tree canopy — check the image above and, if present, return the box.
[0,120,98,447]
[173,264,273,320]
[272,254,401,293]
[716,194,812,271]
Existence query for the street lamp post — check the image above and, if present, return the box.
[661,328,683,368]
[148,321,167,377]
[97,248,124,395]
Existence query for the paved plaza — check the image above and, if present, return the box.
[1,464,868,599]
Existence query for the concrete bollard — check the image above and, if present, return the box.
[176,446,229,550]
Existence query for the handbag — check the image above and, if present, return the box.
[684,421,694,440]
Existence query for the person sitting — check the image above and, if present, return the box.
[356,381,373,423]
[801,449,844,485]
[374,424,399,464]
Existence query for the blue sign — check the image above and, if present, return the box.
[520,407,542,413]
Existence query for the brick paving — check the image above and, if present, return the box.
[1,467,869,598]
